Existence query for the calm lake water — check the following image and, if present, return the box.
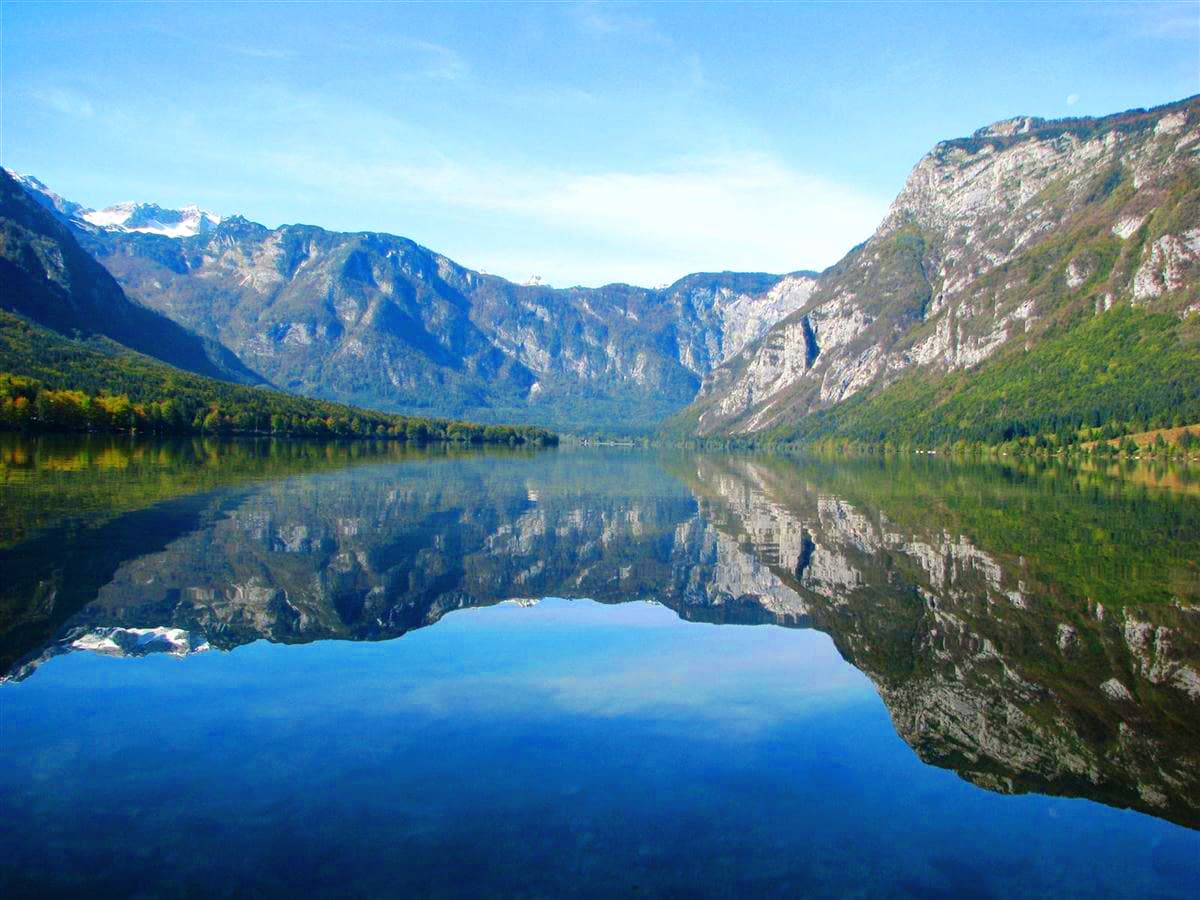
[1,436,1198,898]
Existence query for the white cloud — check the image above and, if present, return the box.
[1066,93,1080,106]
[267,149,888,286]
[398,38,470,81]
[42,81,884,287]
[363,600,871,735]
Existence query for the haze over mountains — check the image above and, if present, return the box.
[5,95,1199,440]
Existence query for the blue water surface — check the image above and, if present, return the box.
[3,597,1196,898]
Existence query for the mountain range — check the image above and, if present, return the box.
[9,169,817,432]
[5,94,1199,441]
[0,170,556,445]
[0,171,258,385]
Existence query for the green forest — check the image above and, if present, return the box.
[734,305,1200,455]
[0,312,557,445]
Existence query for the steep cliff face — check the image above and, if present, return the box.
[684,96,1200,438]
[11,172,816,431]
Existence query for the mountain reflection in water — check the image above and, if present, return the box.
[1,437,1199,894]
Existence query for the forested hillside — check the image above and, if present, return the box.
[0,312,555,444]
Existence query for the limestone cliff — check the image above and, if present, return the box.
[684,96,1200,439]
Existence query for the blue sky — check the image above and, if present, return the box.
[3,1,1197,286]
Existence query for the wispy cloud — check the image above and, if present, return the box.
[1066,93,1080,106]
[572,1,673,47]
[324,29,471,82]
[224,44,294,60]
[26,77,886,285]
[30,88,95,119]
[399,38,470,81]
[153,21,468,82]
[682,51,715,91]
[1100,1,1200,40]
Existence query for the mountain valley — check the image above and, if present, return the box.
[13,170,818,432]
[5,96,1200,445]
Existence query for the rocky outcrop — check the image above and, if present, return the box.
[685,96,1200,436]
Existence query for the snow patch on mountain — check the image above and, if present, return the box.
[2,626,212,683]
[82,201,222,237]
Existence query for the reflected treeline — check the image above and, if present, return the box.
[1,439,1198,828]
[0,437,551,671]
[0,434,546,548]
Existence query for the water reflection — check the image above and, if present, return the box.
[2,438,1199,831]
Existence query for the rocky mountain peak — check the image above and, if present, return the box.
[4,169,88,219]
[3,170,223,238]
[973,115,1045,138]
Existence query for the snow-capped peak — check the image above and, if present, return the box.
[68,626,211,657]
[5,168,222,238]
[9,170,51,194]
[80,201,138,228]
[1,625,211,683]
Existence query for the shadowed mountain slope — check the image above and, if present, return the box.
[0,169,260,385]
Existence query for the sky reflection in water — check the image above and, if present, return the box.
[2,599,1195,898]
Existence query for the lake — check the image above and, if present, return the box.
[1,436,1198,897]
